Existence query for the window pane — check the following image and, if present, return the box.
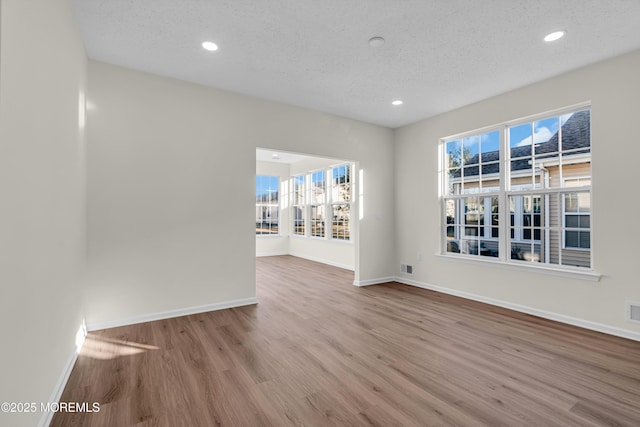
[578,192,590,213]
[445,198,458,225]
[532,117,558,156]
[293,206,305,236]
[463,165,480,180]
[510,158,533,189]
[332,204,350,240]
[293,175,305,205]
[565,215,579,228]
[509,123,532,159]
[332,164,351,203]
[311,205,325,237]
[580,215,590,228]
[447,168,461,195]
[464,197,479,226]
[311,170,326,204]
[447,235,460,253]
[480,131,500,163]
[565,231,579,247]
[565,192,590,213]
[480,162,500,191]
[565,193,578,212]
[443,109,591,270]
[269,176,279,203]
[560,110,590,153]
[446,140,463,169]
[511,241,540,262]
[462,136,479,166]
[460,238,479,255]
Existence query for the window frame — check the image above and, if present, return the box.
[440,103,594,273]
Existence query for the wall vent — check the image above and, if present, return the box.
[627,302,640,324]
[401,264,413,275]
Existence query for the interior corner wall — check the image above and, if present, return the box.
[0,1,87,426]
[256,160,290,256]
[394,49,640,336]
[85,61,395,327]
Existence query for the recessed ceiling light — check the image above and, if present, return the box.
[271,153,280,160]
[392,100,403,106]
[202,41,219,51]
[368,36,385,48]
[544,30,566,42]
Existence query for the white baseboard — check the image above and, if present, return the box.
[289,253,355,271]
[256,251,289,257]
[394,276,640,342]
[353,276,396,287]
[86,297,258,331]
[38,342,82,427]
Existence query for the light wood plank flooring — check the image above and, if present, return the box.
[52,255,640,426]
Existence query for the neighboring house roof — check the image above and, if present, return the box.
[452,110,590,178]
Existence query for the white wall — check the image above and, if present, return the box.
[256,160,290,256]
[85,61,395,327]
[394,49,640,337]
[0,1,87,426]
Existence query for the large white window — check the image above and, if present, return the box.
[256,175,279,235]
[442,106,592,269]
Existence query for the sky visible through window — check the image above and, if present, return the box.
[447,113,574,163]
[256,175,279,200]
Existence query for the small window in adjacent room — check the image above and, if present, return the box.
[256,175,279,235]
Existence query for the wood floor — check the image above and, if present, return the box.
[53,255,640,426]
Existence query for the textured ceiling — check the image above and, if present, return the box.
[72,0,640,128]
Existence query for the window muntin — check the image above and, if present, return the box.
[442,107,591,269]
[256,175,279,235]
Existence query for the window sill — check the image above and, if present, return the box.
[435,253,601,282]
[256,234,283,238]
